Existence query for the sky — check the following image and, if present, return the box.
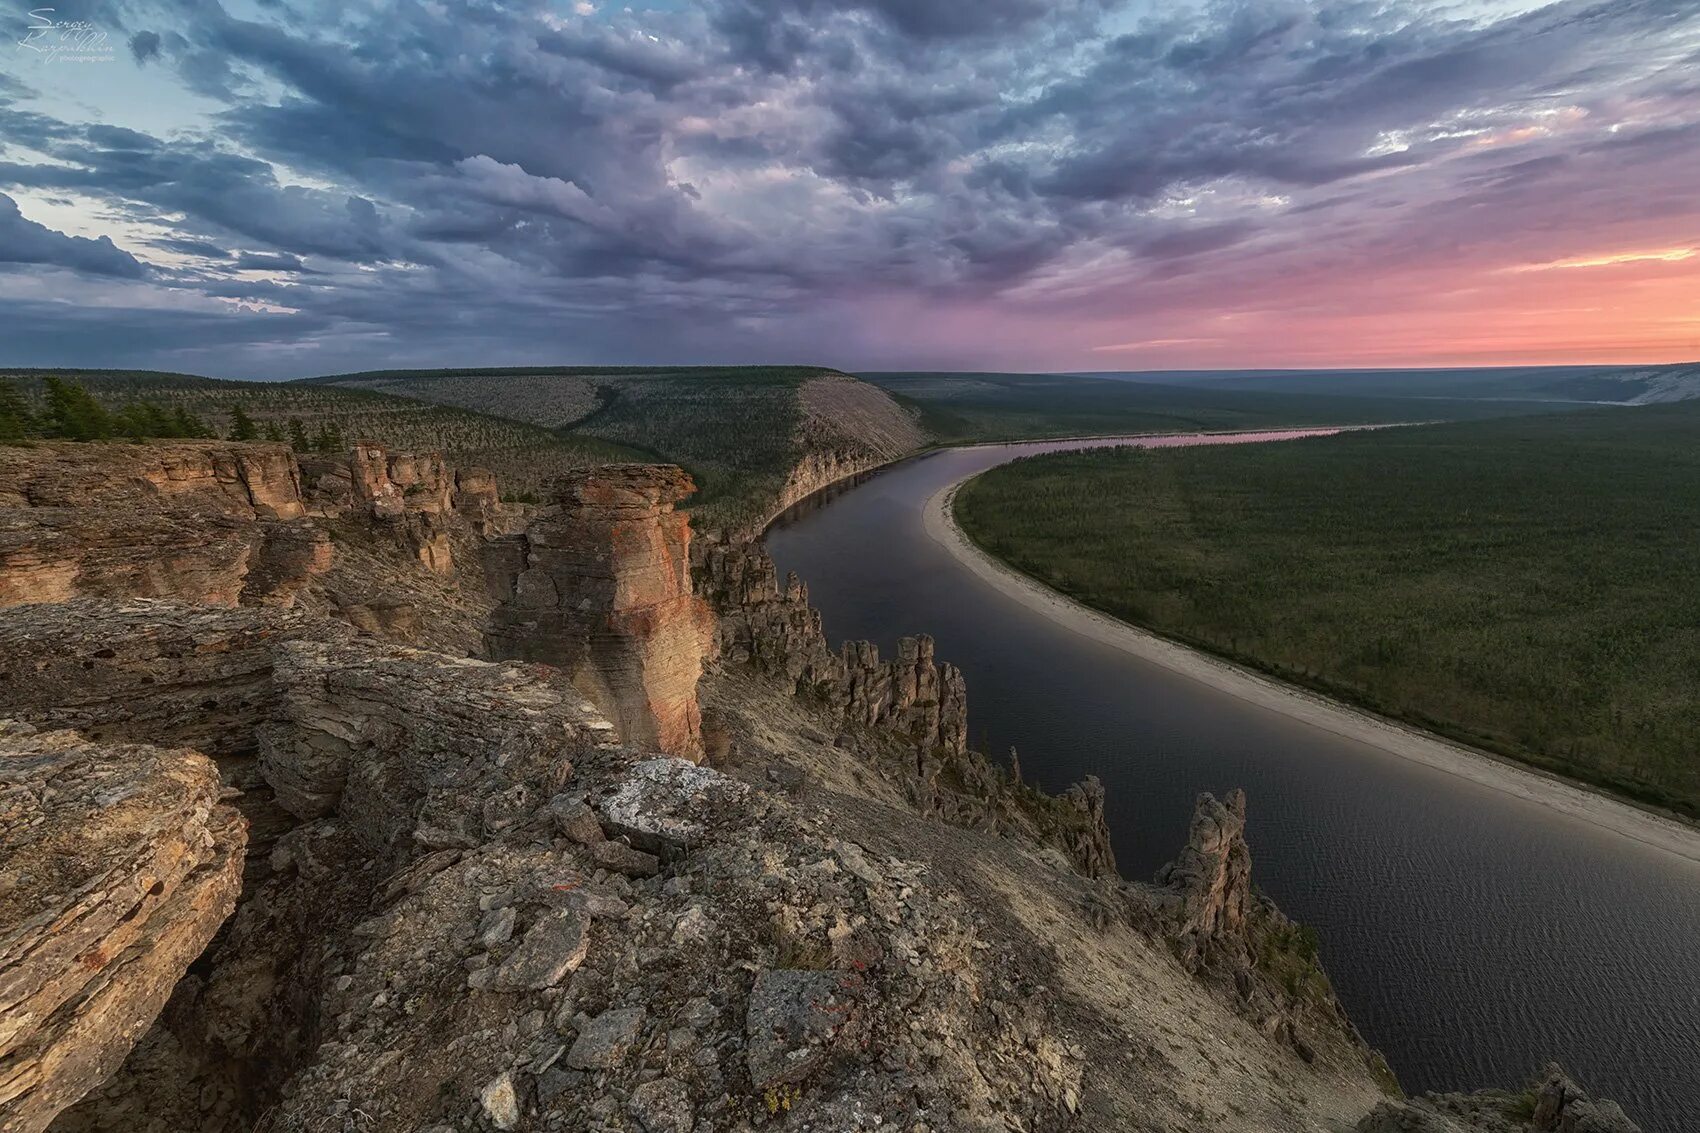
[1,0,1697,379]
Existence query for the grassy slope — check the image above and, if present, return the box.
[859,371,1581,444]
[3,369,644,496]
[310,366,897,532]
[954,403,1700,817]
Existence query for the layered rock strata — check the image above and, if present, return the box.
[0,440,502,608]
[484,465,714,759]
[50,626,622,1133]
[0,439,508,653]
[0,600,348,873]
[0,723,245,1133]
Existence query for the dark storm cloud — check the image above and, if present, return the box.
[0,192,147,275]
[0,193,147,277]
[154,236,231,258]
[0,0,1696,375]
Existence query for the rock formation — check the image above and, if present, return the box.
[699,538,1117,876]
[0,441,304,518]
[484,465,715,759]
[0,438,509,654]
[0,441,330,609]
[0,600,351,876]
[1357,1063,1640,1132]
[0,723,244,1133]
[1154,789,1254,971]
[699,540,968,756]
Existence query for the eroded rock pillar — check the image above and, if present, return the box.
[483,465,714,759]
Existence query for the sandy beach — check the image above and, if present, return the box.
[923,473,1700,868]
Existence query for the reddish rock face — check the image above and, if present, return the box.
[484,465,715,760]
[349,444,454,520]
[0,441,304,519]
[0,442,328,609]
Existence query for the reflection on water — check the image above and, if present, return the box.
[765,433,1700,1133]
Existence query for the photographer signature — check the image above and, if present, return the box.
[18,8,114,63]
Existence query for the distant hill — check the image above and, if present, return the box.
[306,366,928,533]
[1,369,643,499]
[1070,362,1700,406]
[858,370,1585,444]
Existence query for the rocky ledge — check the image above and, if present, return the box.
[0,722,244,1133]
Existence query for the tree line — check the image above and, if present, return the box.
[0,377,346,452]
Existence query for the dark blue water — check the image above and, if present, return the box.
[766,437,1700,1132]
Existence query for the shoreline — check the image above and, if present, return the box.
[923,472,1700,869]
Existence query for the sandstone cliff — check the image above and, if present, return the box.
[0,439,508,654]
[0,723,244,1133]
[484,465,715,759]
[749,374,928,534]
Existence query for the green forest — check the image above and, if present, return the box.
[955,403,1700,817]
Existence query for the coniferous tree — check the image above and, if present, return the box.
[112,403,151,439]
[313,420,345,453]
[287,417,310,452]
[171,406,213,439]
[228,404,259,441]
[0,380,32,441]
[261,421,285,443]
[42,377,112,441]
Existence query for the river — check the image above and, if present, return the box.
[764,434,1700,1132]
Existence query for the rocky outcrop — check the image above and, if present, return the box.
[0,723,244,1133]
[1153,789,1253,972]
[0,601,349,871]
[302,443,500,574]
[0,440,504,609]
[700,541,1116,877]
[0,441,304,519]
[257,638,599,848]
[0,441,330,609]
[484,465,714,759]
[1357,1064,1641,1132]
[0,507,329,609]
[699,541,968,757]
[841,635,969,756]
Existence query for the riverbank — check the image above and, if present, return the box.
[925,472,1700,868]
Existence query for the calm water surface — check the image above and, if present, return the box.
[766,435,1700,1133]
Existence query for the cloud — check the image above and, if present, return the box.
[235,250,309,271]
[0,193,147,278]
[129,30,162,64]
[0,0,1694,375]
